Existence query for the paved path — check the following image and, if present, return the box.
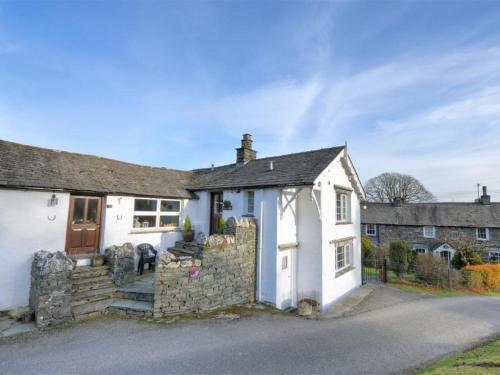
[1,289,499,375]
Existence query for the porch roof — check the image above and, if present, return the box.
[0,140,194,198]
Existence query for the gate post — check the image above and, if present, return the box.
[383,258,388,283]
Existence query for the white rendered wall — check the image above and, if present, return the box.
[296,187,323,303]
[317,151,362,311]
[0,189,70,310]
[184,192,210,235]
[101,196,185,259]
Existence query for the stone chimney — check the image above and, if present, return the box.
[392,197,403,207]
[480,186,491,205]
[236,133,257,164]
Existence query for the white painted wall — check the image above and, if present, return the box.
[0,189,70,310]
[317,151,362,311]
[184,192,210,235]
[296,187,323,303]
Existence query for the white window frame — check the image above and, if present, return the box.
[133,198,181,230]
[246,191,255,215]
[366,224,377,236]
[489,250,500,262]
[423,226,436,238]
[335,242,352,273]
[450,230,460,241]
[476,228,489,241]
[336,191,350,223]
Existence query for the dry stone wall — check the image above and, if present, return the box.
[104,243,135,286]
[153,217,257,317]
[29,251,73,327]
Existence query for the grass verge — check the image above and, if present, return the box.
[388,280,500,297]
[417,337,500,374]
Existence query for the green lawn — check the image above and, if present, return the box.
[418,338,500,374]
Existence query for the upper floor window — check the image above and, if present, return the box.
[336,191,350,223]
[423,226,436,238]
[477,228,489,241]
[366,224,377,236]
[133,198,180,229]
[247,191,255,215]
[450,230,460,241]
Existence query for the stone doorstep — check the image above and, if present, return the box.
[72,275,113,285]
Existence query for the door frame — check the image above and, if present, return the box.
[209,191,224,235]
[65,194,104,255]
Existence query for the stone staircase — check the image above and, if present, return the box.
[71,266,154,320]
[167,241,203,258]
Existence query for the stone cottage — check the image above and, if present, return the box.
[361,187,500,262]
[0,133,365,313]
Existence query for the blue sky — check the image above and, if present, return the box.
[1,1,500,201]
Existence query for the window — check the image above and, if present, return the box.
[336,243,351,272]
[247,191,255,215]
[336,192,350,222]
[411,244,428,254]
[366,224,377,236]
[133,198,181,229]
[450,230,460,240]
[423,226,436,238]
[476,228,489,241]
[489,250,500,262]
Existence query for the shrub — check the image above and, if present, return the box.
[389,240,410,278]
[462,264,500,292]
[218,217,225,234]
[451,241,483,269]
[361,235,373,258]
[183,216,192,232]
[415,254,462,288]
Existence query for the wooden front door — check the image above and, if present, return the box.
[210,191,223,235]
[66,196,102,255]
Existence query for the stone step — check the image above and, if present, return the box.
[114,290,154,303]
[71,267,110,279]
[72,280,115,293]
[168,246,200,258]
[72,275,113,286]
[71,299,113,317]
[175,241,202,251]
[73,265,109,274]
[108,299,154,318]
[71,292,116,307]
[72,286,116,301]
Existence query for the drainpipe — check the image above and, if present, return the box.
[258,189,264,302]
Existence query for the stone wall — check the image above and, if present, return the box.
[29,251,73,327]
[366,224,500,260]
[104,243,135,286]
[153,217,257,317]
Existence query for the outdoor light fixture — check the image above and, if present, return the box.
[48,193,59,207]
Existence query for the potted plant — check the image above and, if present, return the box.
[92,255,104,267]
[183,216,195,242]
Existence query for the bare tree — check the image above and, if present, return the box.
[364,172,436,203]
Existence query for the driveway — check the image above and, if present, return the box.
[1,287,499,375]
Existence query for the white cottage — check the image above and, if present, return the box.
[0,134,364,312]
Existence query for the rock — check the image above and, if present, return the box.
[195,232,208,246]
[33,250,73,276]
[157,250,177,266]
[7,306,31,321]
[205,234,235,249]
[104,243,134,259]
[297,299,320,316]
[194,259,202,267]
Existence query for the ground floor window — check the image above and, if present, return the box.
[133,198,181,229]
[336,242,352,272]
[489,250,500,262]
[365,224,377,236]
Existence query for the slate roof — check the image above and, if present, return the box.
[361,202,500,228]
[189,147,345,190]
[1,139,346,197]
[0,140,194,198]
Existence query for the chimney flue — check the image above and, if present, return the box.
[236,133,257,164]
[392,197,403,207]
[269,160,274,171]
[480,185,491,205]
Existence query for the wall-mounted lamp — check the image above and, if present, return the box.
[48,194,59,207]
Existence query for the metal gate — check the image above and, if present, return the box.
[362,257,387,284]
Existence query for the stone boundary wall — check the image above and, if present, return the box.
[29,251,73,327]
[153,217,257,317]
[104,243,135,286]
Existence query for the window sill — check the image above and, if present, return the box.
[130,227,182,234]
[336,221,352,226]
[335,266,355,279]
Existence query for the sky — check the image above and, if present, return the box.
[1,1,500,201]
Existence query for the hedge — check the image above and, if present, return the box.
[462,264,500,292]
